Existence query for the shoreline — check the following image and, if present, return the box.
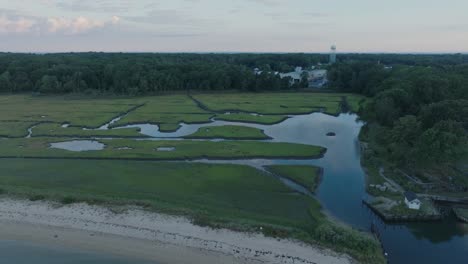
[0,198,352,264]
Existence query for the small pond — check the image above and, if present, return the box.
[50,140,105,152]
[156,147,175,152]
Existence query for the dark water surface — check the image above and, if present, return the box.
[6,112,468,263]
[192,112,468,264]
[0,240,152,264]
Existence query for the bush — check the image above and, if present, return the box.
[314,223,383,261]
[192,214,212,227]
[29,194,46,201]
[61,196,78,204]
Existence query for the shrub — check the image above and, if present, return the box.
[61,196,78,204]
[29,194,46,201]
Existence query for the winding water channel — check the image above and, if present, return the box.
[27,112,468,263]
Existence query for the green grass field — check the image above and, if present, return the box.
[0,94,141,127]
[185,125,270,139]
[214,113,288,124]
[0,121,37,138]
[0,158,384,264]
[266,165,322,192]
[0,93,353,137]
[110,95,214,131]
[0,138,325,160]
[0,92,385,263]
[32,123,145,138]
[193,93,344,115]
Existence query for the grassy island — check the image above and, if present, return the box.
[185,125,270,139]
[266,165,322,192]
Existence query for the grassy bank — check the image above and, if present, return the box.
[0,94,141,127]
[193,93,345,115]
[0,158,385,263]
[32,123,145,138]
[454,208,468,222]
[0,93,355,136]
[0,137,325,160]
[185,125,270,139]
[345,94,368,113]
[110,95,213,131]
[0,121,37,138]
[214,113,288,124]
[266,165,322,192]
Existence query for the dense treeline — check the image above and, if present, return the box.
[0,53,331,94]
[1,52,467,95]
[334,53,468,66]
[329,61,468,168]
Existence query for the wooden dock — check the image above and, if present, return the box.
[453,208,468,223]
[362,200,443,223]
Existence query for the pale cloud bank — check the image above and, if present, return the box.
[0,13,120,35]
[0,15,36,34]
[0,0,467,52]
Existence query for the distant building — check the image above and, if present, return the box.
[330,45,337,64]
[308,69,328,88]
[279,71,302,84]
[279,68,328,88]
[404,191,421,210]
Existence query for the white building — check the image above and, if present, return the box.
[279,71,302,84]
[278,68,328,87]
[404,191,421,210]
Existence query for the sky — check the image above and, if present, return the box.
[0,0,467,53]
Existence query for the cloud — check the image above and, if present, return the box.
[249,0,282,6]
[47,17,106,34]
[0,11,120,35]
[0,15,36,34]
[123,9,214,28]
[124,9,194,25]
[55,0,132,13]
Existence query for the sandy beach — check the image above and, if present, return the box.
[0,198,353,264]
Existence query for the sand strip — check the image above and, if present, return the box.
[0,198,352,264]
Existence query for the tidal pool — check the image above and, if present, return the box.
[156,147,175,152]
[50,140,105,152]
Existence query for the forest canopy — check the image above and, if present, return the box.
[328,60,468,167]
[0,53,330,94]
[1,52,468,95]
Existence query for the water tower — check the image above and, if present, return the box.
[330,45,337,64]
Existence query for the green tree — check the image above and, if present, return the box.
[38,75,61,93]
[415,120,467,164]
[0,71,12,92]
[388,115,422,164]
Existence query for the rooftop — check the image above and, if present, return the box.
[404,191,419,202]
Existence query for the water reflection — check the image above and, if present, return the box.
[34,111,468,263]
[0,240,151,264]
[50,140,105,152]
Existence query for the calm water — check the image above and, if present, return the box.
[50,140,105,151]
[11,112,468,263]
[0,240,152,264]
[184,112,468,263]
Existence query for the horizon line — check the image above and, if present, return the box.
[1,51,467,55]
